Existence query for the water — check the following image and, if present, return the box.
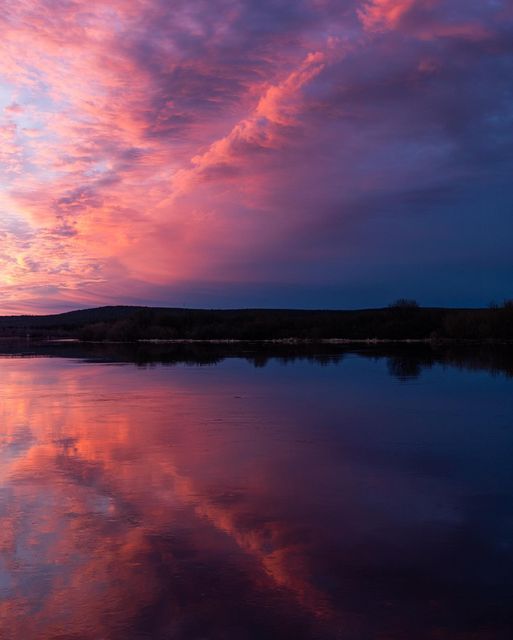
[1,346,513,639]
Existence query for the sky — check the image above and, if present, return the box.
[1,0,513,314]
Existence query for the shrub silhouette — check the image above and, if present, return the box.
[2,302,513,342]
[389,299,419,309]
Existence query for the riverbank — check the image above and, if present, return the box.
[1,303,513,342]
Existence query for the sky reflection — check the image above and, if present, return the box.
[1,354,513,639]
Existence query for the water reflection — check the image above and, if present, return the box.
[1,350,513,639]
[2,340,513,380]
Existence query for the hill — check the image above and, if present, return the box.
[1,301,513,342]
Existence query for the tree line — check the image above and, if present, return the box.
[2,300,513,342]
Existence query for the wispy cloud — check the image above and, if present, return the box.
[1,0,512,312]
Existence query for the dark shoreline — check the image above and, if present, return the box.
[2,338,513,381]
[2,336,513,345]
[2,303,513,342]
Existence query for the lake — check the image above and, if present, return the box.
[1,344,513,639]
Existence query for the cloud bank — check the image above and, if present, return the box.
[1,0,512,312]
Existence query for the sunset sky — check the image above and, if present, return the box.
[1,0,512,314]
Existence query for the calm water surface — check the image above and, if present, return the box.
[1,348,513,639]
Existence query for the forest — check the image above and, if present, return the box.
[1,300,513,342]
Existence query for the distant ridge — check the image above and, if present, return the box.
[1,302,513,342]
[0,305,146,326]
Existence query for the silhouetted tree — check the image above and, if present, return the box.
[388,299,419,309]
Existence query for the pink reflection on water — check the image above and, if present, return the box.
[0,358,346,639]
[1,355,512,640]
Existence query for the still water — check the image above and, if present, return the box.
[1,346,512,639]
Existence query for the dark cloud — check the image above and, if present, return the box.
[2,0,513,310]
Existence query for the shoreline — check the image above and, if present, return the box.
[6,337,513,346]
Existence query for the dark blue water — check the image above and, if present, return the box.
[1,348,512,639]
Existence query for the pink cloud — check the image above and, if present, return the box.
[358,0,419,31]
[359,0,492,41]
[0,0,512,312]
[3,101,23,115]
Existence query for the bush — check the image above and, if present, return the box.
[389,299,419,309]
